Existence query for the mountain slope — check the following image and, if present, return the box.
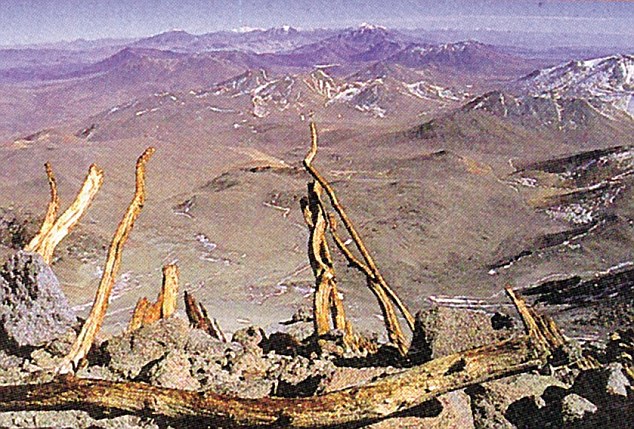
[388,41,538,77]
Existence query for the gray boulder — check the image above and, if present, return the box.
[411,307,516,360]
[100,317,191,379]
[145,350,201,391]
[0,251,76,349]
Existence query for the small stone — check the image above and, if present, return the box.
[75,365,120,381]
[289,305,313,323]
[228,350,270,379]
[0,350,27,385]
[561,393,598,422]
[284,320,314,343]
[185,328,232,358]
[231,326,265,353]
[0,251,76,349]
[573,362,632,403]
[467,384,516,429]
[228,378,275,399]
[483,373,569,410]
[0,410,160,428]
[261,332,302,356]
[29,349,59,370]
[274,356,336,397]
[45,327,78,357]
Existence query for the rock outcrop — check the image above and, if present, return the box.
[0,251,76,350]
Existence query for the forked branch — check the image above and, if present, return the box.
[57,148,155,374]
[25,164,104,263]
[327,213,408,354]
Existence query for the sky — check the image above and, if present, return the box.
[0,0,632,45]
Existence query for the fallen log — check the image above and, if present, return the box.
[56,148,155,374]
[0,335,545,428]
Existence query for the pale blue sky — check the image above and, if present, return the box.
[1,0,632,45]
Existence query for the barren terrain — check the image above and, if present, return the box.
[0,24,631,344]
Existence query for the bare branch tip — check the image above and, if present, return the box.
[304,122,319,167]
[139,147,156,163]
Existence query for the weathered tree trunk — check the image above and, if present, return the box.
[184,290,226,342]
[129,264,179,331]
[56,148,154,374]
[0,335,544,428]
[302,122,413,355]
[24,162,59,253]
[302,181,361,354]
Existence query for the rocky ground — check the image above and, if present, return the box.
[0,251,632,428]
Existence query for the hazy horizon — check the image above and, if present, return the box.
[1,0,633,46]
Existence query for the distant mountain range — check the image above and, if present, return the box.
[0,24,551,84]
[410,52,634,163]
[0,23,632,143]
[131,27,338,54]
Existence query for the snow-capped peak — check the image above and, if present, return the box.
[232,26,265,33]
[438,40,482,52]
[515,54,634,117]
[358,22,387,31]
[521,54,633,93]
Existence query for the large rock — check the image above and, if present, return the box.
[0,251,76,349]
[412,307,517,359]
[99,317,191,379]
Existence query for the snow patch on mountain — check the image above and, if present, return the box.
[303,69,341,99]
[406,81,462,101]
[252,76,295,117]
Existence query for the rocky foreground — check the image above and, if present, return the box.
[0,251,632,429]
